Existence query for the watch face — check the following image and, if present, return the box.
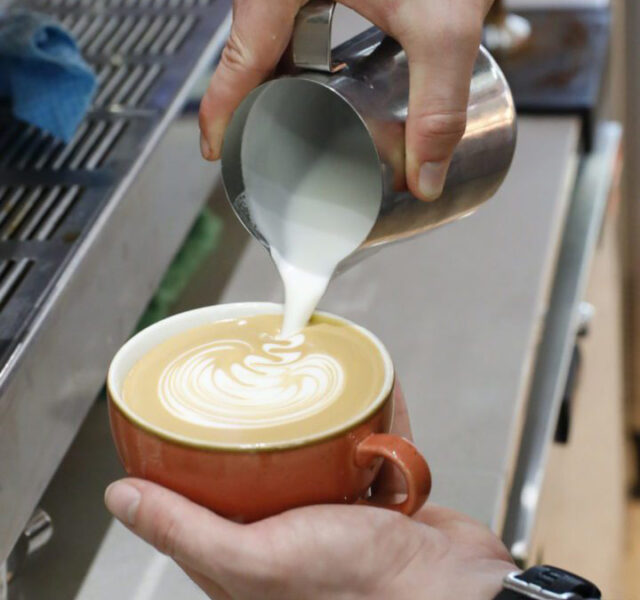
[516,566,601,599]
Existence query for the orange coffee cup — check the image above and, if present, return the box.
[107,303,431,522]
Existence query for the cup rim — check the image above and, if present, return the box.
[107,302,394,452]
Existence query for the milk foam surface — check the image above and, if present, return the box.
[158,331,344,429]
[122,314,387,446]
[241,81,382,336]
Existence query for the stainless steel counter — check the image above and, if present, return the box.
[66,114,582,599]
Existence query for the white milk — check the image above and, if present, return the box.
[241,80,382,336]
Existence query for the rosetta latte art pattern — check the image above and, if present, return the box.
[158,333,345,428]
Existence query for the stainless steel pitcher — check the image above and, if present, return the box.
[221,0,517,268]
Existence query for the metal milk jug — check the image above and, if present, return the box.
[221,0,517,268]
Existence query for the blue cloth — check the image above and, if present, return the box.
[0,10,96,141]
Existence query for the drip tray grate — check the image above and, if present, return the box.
[34,0,215,8]
[94,64,162,107]
[0,260,33,312]
[0,186,83,241]
[0,120,127,171]
[59,12,198,56]
[0,0,229,367]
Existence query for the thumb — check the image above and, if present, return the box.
[397,7,484,200]
[199,0,304,160]
[104,478,250,577]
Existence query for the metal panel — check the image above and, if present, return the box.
[0,0,229,372]
[502,122,622,562]
[0,0,231,560]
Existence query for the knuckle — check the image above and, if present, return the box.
[414,110,467,142]
[442,17,482,43]
[380,0,402,19]
[220,31,250,71]
[374,0,406,31]
[220,29,260,74]
[399,7,483,48]
[151,509,182,559]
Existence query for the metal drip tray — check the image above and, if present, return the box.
[0,0,230,562]
[0,0,225,366]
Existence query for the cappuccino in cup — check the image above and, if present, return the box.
[122,313,387,446]
[108,303,430,520]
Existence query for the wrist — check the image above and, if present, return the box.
[374,555,514,600]
[480,561,519,600]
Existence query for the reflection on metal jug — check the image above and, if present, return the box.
[222,0,517,268]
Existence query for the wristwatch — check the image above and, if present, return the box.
[495,566,602,600]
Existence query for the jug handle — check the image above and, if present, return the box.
[292,0,345,72]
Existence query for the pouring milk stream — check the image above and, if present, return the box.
[240,82,382,337]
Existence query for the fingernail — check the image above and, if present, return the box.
[105,482,141,525]
[209,120,227,159]
[200,132,212,160]
[200,120,226,161]
[418,161,448,200]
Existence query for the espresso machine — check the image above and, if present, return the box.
[0,0,231,596]
[485,0,610,151]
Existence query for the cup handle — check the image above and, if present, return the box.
[355,434,431,516]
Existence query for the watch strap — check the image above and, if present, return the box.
[495,591,523,600]
[497,566,601,600]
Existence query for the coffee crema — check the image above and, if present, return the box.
[122,314,387,446]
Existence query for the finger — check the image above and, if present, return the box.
[393,2,486,200]
[104,478,251,578]
[199,0,303,160]
[372,382,413,496]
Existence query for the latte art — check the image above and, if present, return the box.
[122,314,387,446]
[158,334,345,428]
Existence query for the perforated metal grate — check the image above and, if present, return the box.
[58,12,197,56]
[0,186,82,241]
[36,0,214,8]
[0,260,34,312]
[94,63,162,107]
[0,0,228,364]
[0,120,127,171]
